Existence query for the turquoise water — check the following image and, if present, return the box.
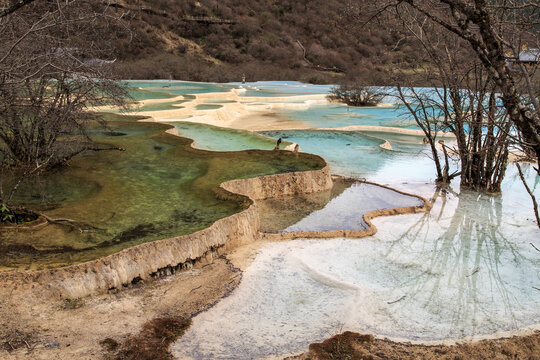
[230,81,332,97]
[168,81,539,359]
[164,123,435,182]
[260,130,435,181]
[126,87,177,100]
[123,80,236,102]
[169,121,436,184]
[127,80,234,96]
[277,103,418,129]
[172,122,285,151]
[195,104,223,110]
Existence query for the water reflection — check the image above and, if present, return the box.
[281,181,423,233]
[173,179,539,359]
[377,185,539,339]
[256,178,353,233]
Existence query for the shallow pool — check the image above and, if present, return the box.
[231,81,333,98]
[1,114,325,270]
[282,182,423,233]
[260,129,436,180]
[172,163,540,360]
[111,82,539,359]
[276,103,419,129]
[172,122,287,152]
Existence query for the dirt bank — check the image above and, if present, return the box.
[0,257,240,360]
[289,331,540,360]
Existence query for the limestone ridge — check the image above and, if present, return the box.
[0,162,433,299]
[0,165,333,299]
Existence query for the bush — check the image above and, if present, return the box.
[327,83,386,106]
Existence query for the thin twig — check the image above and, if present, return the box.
[387,295,406,304]
[466,267,480,277]
[516,163,540,228]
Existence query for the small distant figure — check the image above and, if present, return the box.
[293,144,300,154]
[163,74,172,88]
[422,137,429,144]
[274,137,282,151]
[242,73,246,84]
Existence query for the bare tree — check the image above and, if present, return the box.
[328,83,386,106]
[0,0,131,223]
[354,0,538,223]
[393,19,512,192]
[364,0,540,173]
[396,85,456,184]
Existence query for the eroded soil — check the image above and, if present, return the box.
[1,243,538,360]
[0,257,241,360]
[289,331,540,360]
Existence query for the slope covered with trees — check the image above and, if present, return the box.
[112,0,419,83]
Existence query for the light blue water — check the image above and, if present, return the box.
[260,130,437,181]
[164,124,436,182]
[277,103,419,129]
[229,81,333,97]
[125,80,235,99]
[126,87,176,101]
[172,122,281,151]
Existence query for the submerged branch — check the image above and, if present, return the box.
[387,295,406,304]
[11,206,101,233]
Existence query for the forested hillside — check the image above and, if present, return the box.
[111,0,417,83]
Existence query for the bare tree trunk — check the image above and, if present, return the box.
[516,163,540,229]
[398,0,540,172]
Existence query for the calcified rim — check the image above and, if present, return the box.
[0,122,332,299]
[260,175,432,241]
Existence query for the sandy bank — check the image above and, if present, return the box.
[139,90,319,131]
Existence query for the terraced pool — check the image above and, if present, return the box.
[5,80,537,359]
[1,114,325,270]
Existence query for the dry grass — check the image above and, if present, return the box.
[114,316,192,360]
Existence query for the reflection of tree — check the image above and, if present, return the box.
[257,178,353,233]
[384,187,533,338]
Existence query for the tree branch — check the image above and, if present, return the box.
[0,0,37,18]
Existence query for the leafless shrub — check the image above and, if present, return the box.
[0,0,131,219]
